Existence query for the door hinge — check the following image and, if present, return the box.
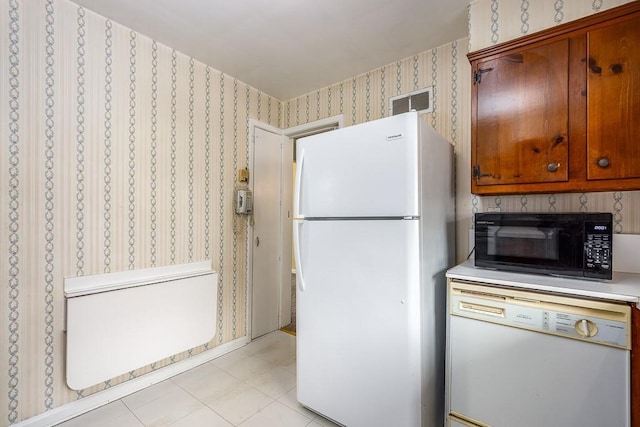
[473,67,494,85]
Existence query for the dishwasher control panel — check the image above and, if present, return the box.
[450,281,631,349]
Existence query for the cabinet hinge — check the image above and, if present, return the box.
[473,67,494,85]
[472,165,492,179]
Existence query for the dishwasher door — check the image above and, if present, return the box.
[447,280,631,427]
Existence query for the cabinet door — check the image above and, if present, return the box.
[473,39,569,187]
[587,15,640,180]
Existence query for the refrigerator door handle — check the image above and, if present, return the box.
[294,149,304,219]
[293,220,306,292]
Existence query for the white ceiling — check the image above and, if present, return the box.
[72,0,470,100]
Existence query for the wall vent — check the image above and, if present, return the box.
[389,87,433,116]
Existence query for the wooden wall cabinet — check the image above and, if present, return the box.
[469,2,640,195]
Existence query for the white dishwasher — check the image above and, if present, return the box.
[446,280,631,427]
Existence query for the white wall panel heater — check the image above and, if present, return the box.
[64,261,217,390]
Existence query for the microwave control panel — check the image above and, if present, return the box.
[584,220,612,278]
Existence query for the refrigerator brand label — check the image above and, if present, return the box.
[386,133,404,142]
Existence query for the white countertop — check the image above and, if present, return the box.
[447,259,640,305]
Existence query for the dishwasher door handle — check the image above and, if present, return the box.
[458,301,505,318]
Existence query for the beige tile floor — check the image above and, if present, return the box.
[57,331,340,427]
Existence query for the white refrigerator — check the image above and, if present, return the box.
[293,111,454,427]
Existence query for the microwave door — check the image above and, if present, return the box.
[492,226,559,260]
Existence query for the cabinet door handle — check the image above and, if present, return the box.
[597,157,610,168]
[547,163,560,172]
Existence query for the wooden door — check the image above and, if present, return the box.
[473,39,570,187]
[587,14,640,180]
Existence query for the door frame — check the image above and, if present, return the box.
[247,114,344,340]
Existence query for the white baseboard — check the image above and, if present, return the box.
[15,336,248,427]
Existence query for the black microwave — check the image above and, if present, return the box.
[474,212,613,280]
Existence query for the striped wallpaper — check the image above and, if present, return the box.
[0,0,280,423]
[2,0,640,424]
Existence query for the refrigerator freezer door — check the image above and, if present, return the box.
[296,219,423,427]
[295,112,420,218]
